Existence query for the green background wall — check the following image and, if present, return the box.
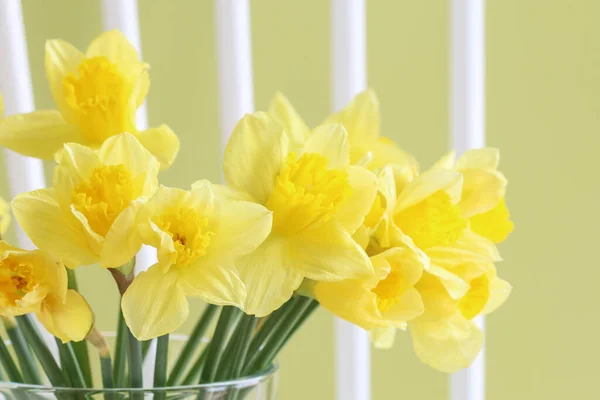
[0,1,598,398]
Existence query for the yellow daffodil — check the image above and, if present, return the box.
[434,148,514,243]
[269,90,418,172]
[0,196,9,237]
[408,262,511,372]
[0,241,93,342]
[224,113,376,316]
[0,30,179,169]
[314,246,424,331]
[122,181,272,340]
[12,133,159,269]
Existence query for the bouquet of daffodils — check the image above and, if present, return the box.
[0,31,512,391]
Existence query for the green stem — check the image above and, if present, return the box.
[181,346,209,385]
[243,297,315,375]
[56,339,87,388]
[113,310,128,388]
[243,297,297,371]
[0,332,23,382]
[167,304,219,386]
[273,299,319,356]
[199,307,242,383]
[16,315,68,387]
[2,317,41,384]
[100,353,115,400]
[221,314,257,381]
[154,335,168,400]
[126,327,143,400]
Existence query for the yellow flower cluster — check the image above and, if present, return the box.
[0,31,512,372]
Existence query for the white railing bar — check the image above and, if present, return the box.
[215,0,255,149]
[450,1,486,399]
[331,1,370,400]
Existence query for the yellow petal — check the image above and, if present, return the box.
[11,189,98,267]
[205,189,272,259]
[122,265,188,340]
[268,92,310,147]
[37,289,94,343]
[431,151,456,170]
[224,112,289,204]
[101,200,145,269]
[135,125,180,170]
[97,133,160,194]
[45,39,84,122]
[0,111,81,159]
[456,148,500,171]
[335,166,377,234]
[288,220,373,281]
[469,198,514,243]
[410,319,483,373]
[427,264,470,300]
[459,169,507,217]
[383,288,424,322]
[314,279,381,330]
[236,236,304,317]
[481,277,512,315]
[325,89,380,148]
[368,137,419,173]
[179,261,246,308]
[0,196,10,235]
[428,229,502,268]
[371,326,398,349]
[303,124,350,168]
[396,169,463,212]
[86,30,145,79]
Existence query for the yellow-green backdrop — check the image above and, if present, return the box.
[0,1,597,398]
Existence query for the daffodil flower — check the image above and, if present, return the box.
[0,196,9,237]
[12,133,159,269]
[433,148,514,243]
[314,246,425,331]
[407,263,511,372]
[121,182,272,340]
[0,241,93,342]
[224,113,377,316]
[0,30,179,170]
[269,90,418,172]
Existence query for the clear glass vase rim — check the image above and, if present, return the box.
[0,363,278,393]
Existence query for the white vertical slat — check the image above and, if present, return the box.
[450,1,486,400]
[215,0,255,149]
[0,0,60,362]
[100,0,157,387]
[0,0,46,247]
[331,1,370,400]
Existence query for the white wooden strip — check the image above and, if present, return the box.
[215,0,255,149]
[331,1,370,400]
[0,0,60,364]
[450,1,486,399]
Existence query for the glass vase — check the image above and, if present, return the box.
[0,333,278,400]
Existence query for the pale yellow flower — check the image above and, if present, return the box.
[12,133,159,269]
[434,148,514,243]
[0,30,179,169]
[224,113,376,316]
[0,196,9,237]
[314,246,424,331]
[122,181,272,340]
[270,90,418,172]
[0,241,93,342]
